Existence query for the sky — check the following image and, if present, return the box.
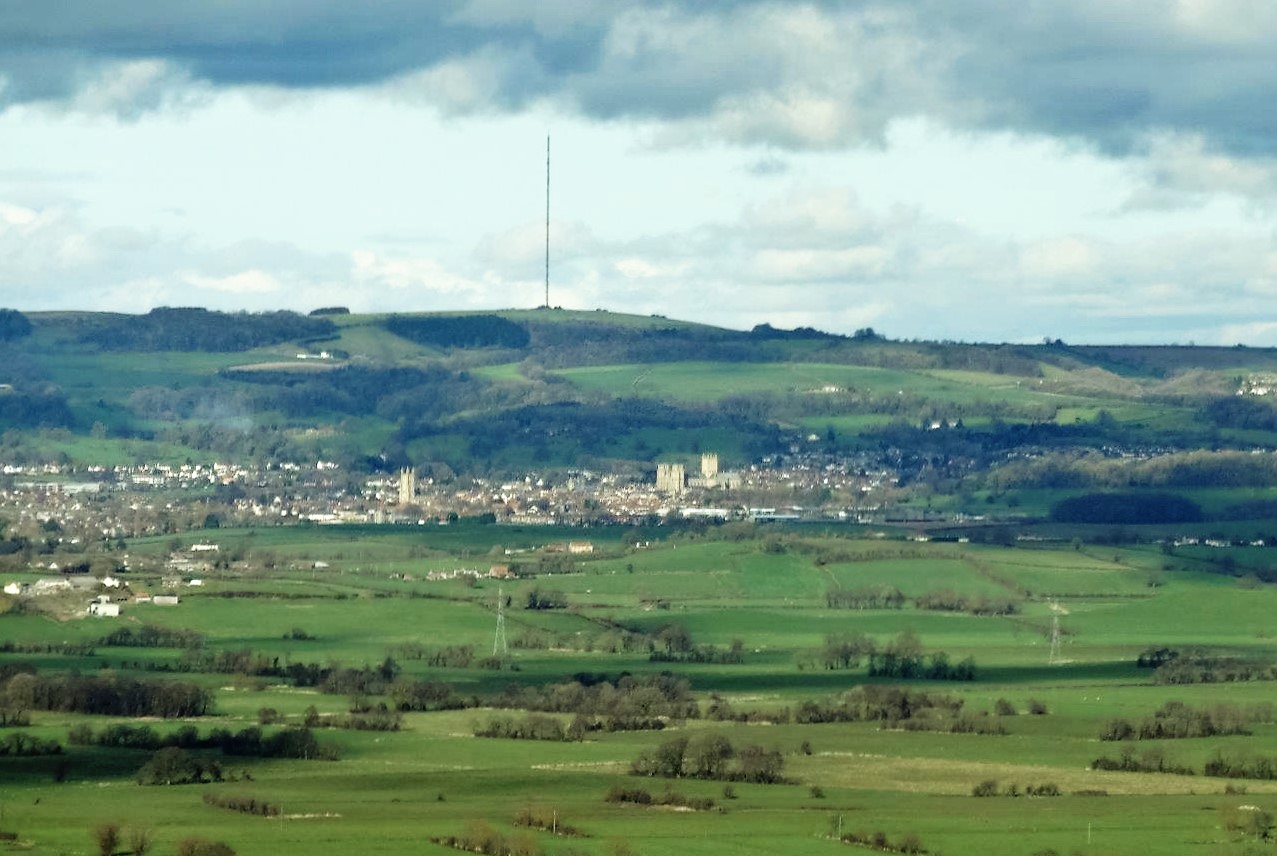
[2,1,1277,344]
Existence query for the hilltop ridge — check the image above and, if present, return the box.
[1,306,1276,480]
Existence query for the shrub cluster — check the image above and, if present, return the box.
[705,694,790,724]
[1205,751,1277,780]
[176,836,236,856]
[17,673,211,717]
[1153,652,1277,685]
[388,679,469,712]
[794,685,964,725]
[897,711,1006,736]
[431,820,543,856]
[136,747,224,786]
[827,587,1016,620]
[813,631,976,680]
[835,830,926,854]
[825,586,906,610]
[301,704,402,732]
[605,784,715,811]
[913,589,1019,616]
[630,735,785,784]
[1136,646,1178,668]
[0,732,62,756]
[71,723,338,760]
[100,625,205,649]
[648,642,744,665]
[1100,700,1270,740]
[475,714,573,742]
[512,806,581,836]
[971,779,1060,797]
[525,588,569,610]
[493,673,698,721]
[868,650,976,681]
[202,792,280,817]
[1090,747,1194,776]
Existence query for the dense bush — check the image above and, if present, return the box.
[0,309,32,340]
[1153,652,1277,684]
[432,820,542,856]
[474,714,571,742]
[525,588,569,610]
[72,723,339,760]
[630,735,785,784]
[176,837,236,856]
[914,589,1019,616]
[23,673,211,717]
[100,625,205,649]
[512,805,580,836]
[0,732,62,756]
[383,315,530,349]
[202,792,280,817]
[82,307,333,352]
[1100,700,1270,741]
[1205,751,1277,780]
[492,673,698,721]
[136,747,222,785]
[606,784,714,811]
[825,586,906,610]
[1091,747,1194,776]
[388,679,469,712]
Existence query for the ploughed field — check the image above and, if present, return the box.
[3,525,1277,855]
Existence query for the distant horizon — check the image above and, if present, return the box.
[7,303,1270,350]
[3,4,1276,346]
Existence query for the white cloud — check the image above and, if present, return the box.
[752,246,891,282]
[1018,237,1101,282]
[351,250,486,298]
[183,269,282,294]
[614,257,687,279]
[1128,132,1277,207]
[69,59,209,120]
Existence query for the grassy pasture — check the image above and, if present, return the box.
[551,362,1110,414]
[5,528,1277,855]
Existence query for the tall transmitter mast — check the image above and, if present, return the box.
[544,135,550,308]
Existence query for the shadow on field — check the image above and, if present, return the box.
[458,659,1150,696]
[975,660,1147,685]
[0,746,252,787]
[1,751,139,787]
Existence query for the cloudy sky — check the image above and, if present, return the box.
[3,1,1276,344]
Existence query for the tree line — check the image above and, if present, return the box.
[79,307,335,352]
[630,734,786,784]
[1100,700,1271,740]
[7,671,211,718]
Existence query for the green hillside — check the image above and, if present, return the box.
[4,306,1277,480]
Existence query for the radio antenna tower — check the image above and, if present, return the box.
[493,585,508,658]
[544,135,551,309]
[1048,601,1068,665]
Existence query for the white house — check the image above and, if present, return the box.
[3,581,22,595]
[88,602,120,617]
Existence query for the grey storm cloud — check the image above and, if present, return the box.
[3,1,1275,156]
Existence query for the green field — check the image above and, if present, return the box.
[5,525,1277,855]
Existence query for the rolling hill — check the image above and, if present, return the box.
[2,306,1277,480]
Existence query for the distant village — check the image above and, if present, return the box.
[0,449,897,538]
[0,450,898,615]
